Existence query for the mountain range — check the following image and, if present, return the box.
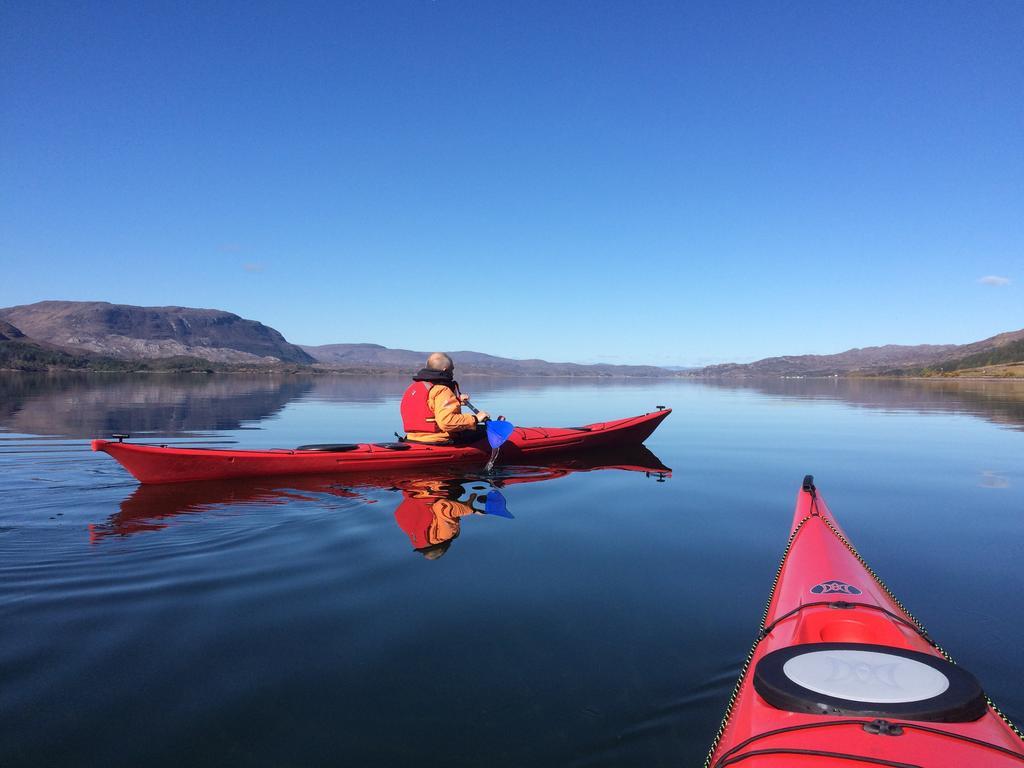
[689,330,1024,378]
[300,343,671,376]
[0,300,1021,377]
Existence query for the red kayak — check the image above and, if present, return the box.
[707,476,1024,767]
[92,408,670,484]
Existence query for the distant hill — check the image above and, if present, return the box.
[300,343,674,377]
[0,332,283,373]
[690,329,1024,377]
[0,318,113,371]
[300,343,428,368]
[0,301,314,364]
[921,337,1024,378]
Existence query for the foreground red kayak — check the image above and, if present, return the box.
[707,476,1024,767]
[92,408,670,484]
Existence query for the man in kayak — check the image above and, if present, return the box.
[401,353,489,444]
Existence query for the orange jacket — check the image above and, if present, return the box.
[404,384,479,444]
[393,495,478,550]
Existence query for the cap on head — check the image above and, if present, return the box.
[426,352,454,372]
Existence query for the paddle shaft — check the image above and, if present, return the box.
[462,401,489,421]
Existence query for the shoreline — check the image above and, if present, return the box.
[2,366,1023,382]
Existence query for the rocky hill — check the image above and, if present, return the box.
[691,329,1024,377]
[0,318,114,371]
[0,301,314,364]
[0,320,27,341]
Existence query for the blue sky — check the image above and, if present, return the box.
[1,1,1020,366]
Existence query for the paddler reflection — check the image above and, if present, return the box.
[393,478,512,560]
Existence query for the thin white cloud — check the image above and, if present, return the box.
[978,275,1011,286]
[980,471,1009,489]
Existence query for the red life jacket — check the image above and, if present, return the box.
[394,495,435,549]
[401,381,440,433]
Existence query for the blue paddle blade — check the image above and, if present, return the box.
[486,420,515,449]
[483,490,513,518]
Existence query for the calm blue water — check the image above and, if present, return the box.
[1,374,1022,766]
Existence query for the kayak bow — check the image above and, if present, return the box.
[92,408,670,484]
[707,475,1024,767]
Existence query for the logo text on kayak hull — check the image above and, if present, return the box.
[810,580,862,595]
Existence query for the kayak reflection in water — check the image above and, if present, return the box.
[401,352,491,445]
[90,446,670,549]
[393,478,511,560]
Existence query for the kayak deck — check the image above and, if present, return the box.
[93,408,671,484]
[707,476,1024,767]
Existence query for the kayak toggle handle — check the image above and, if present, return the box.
[656,405,666,410]
[863,719,904,737]
[112,433,130,442]
[801,474,815,493]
